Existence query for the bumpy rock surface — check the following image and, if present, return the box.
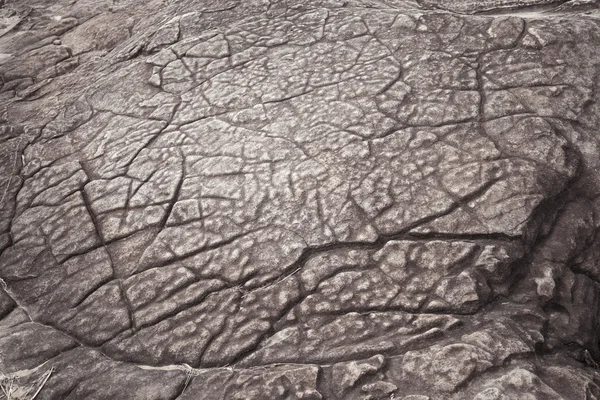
[1,0,600,398]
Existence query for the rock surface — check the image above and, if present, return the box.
[1,0,600,398]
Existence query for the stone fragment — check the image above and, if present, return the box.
[391,344,495,393]
[470,368,564,400]
[332,354,385,396]
[362,380,398,398]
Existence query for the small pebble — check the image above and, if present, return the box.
[53,39,61,45]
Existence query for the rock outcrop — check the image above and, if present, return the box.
[1,0,600,398]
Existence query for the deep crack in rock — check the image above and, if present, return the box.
[1,0,600,398]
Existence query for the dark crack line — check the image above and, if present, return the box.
[225,179,508,367]
[80,163,137,332]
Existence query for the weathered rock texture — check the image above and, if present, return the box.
[1,0,600,398]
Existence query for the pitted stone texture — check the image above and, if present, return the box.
[1,0,600,398]
[417,0,565,14]
[178,364,323,400]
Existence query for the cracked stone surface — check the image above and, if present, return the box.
[1,0,600,398]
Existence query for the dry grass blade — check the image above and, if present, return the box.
[29,368,53,400]
[0,368,54,400]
